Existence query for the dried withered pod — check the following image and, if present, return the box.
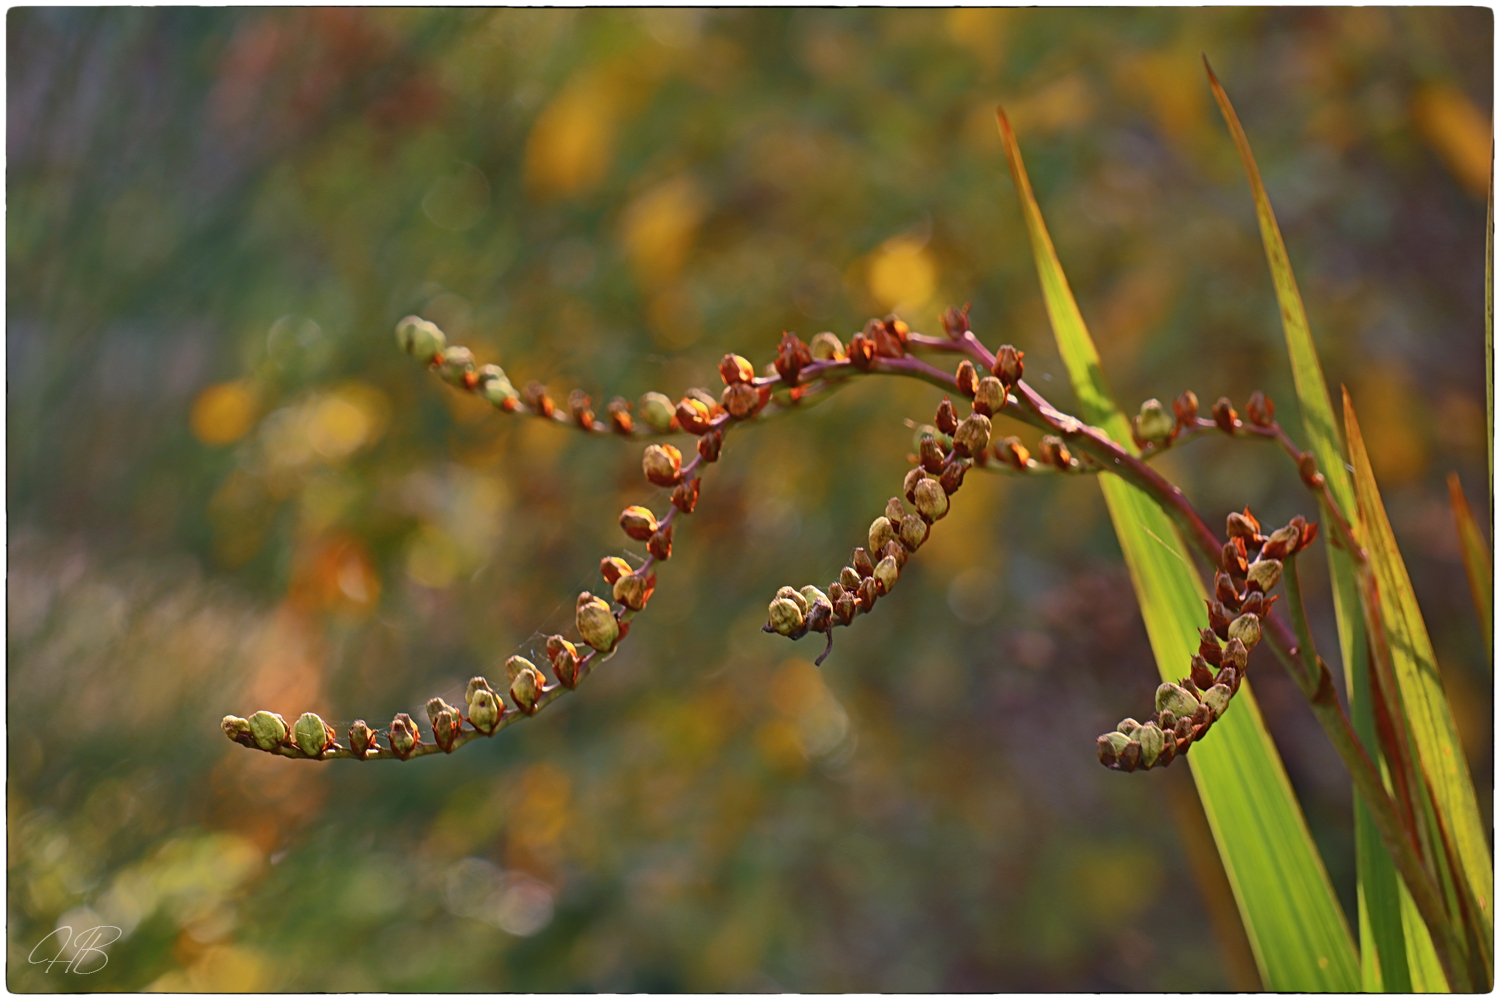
[722,383,760,419]
[774,331,813,385]
[606,397,633,433]
[973,376,1007,417]
[912,478,949,521]
[643,444,683,487]
[648,525,673,561]
[935,397,959,435]
[955,359,979,398]
[992,344,1024,385]
[952,413,991,458]
[671,478,700,513]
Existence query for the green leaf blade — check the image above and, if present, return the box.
[997,108,1359,992]
[1448,472,1493,662]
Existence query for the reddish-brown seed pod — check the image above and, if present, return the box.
[852,547,875,578]
[1206,600,1231,639]
[858,575,879,610]
[1198,629,1223,667]
[619,506,658,541]
[1240,592,1266,618]
[526,382,555,419]
[1298,452,1323,489]
[600,556,632,585]
[698,429,724,462]
[1221,540,1247,578]
[613,572,656,611]
[868,317,905,358]
[722,383,759,420]
[671,478,700,514]
[940,303,971,340]
[1038,435,1071,470]
[840,566,861,591]
[1211,397,1237,433]
[882,539,907,570]
[1190,655,1216,691]
[610,409,634,434]
[569,390,595,429]
[919,437,946,473]
[1226,511,1258,541]
[939,459,969,495]
[648,525,673,561]
[774,332,812,386]
[676,397,712,435]
[1299,520,1320,552]
[973,377,1007,417]
[547,635,581,688]
[1173,390,1199,427]
[643,443,683,487]
[1246,391,1274,427]
[1215,572,1240,608]
[903,466,926,503]
[992,344,1024,385]
[834,593,857,625]
[719,353,755,385]
[935,397,958,435]
[847,333,875,370]
[955,360,978,399]
[996,436,1029,470]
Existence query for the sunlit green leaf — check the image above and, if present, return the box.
[997,108,1359,992]
[1448,472,1492,663]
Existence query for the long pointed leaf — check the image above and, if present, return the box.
[1206,63,1417,990]
[997,108,1359,992]
[1345,393,1495,965]
[1448,472,1492,663]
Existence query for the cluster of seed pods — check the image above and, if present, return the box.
[1097,508,1320,771]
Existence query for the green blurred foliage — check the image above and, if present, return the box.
[7,8,1490,991]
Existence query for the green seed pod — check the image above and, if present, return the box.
[973,376,1007,417]
[1136,722,1165,767]
[1117,717,1141,736]
[248,710,289,751]
[395,315,446,360]
[348,720,376,758]
[768,596,806,636]
[1135,398,1174,443]
[388,713,419,758]
[872,555,899,595]
[899,514,929,551]
[425,697,458,731]
[619,506,659,541]
[868,516,896,555]
[1202,683,1233,720]
[293,712,334,757]
[799,585,830,611]
[913,478,949,522]
[809,331,845,361]
[1227,613,1262,651]
[776,585,809,615]
[642,444,683,487]
[476,364,518,406]
[432,709,460,751]
[613,573,649,611]
[840,566,861,591]
[504,656,537,683]
[637,392,677,433]
[467,689,501,734]
[547,635,580,687]
[1246,558,1282,592]
[437,346,475,386]
[1155,682,1200,720]
[951,413,991,458]
[510,666,544,714]
[1103,730,1131,754]
[222,715,251,743]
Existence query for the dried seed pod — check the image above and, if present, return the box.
[1227,614,1261,651]
[840,566,861,591]
[1119,740,1142,772]
[510,665,544,714]
[1117,718,1142,736]
[619,506,659,541]
[1172,390,1199,427]
[1215,572,1240,607]
[222,715,252,745]
[852,547,875,578]
[428,697,463,729]
[1246,391,1274,427]
[1134,399,1174,444]
[800,586,831,612]
[955,360,979,398]
[1214,665,1239,690]
[293,712,335,757]
[248,711,290,751]
[847,333,875,370]
[774,331,813,385]
[525,381,555,418]
[776,586,810,615]
[1222,540,1248,578]
[1038,436,1071,470]
[1225,511,1259,541]
[919,437,947,473]
[1206,600,1232,638]
[1198,628,1223,666]
[1221,637,1249,672]
[643,444,683,486]
[437,346,476,386]
[869,516,896,555]
[809,331,845,361]
[1156,682,1200,720]
[992,344,1024,385]
[1099,731,1131,764]
[1240,592,1266,618]
[940,303,971,339]
[722,383,759,420]
[607,397,633,434]
[601,556,632,585]
[899,514,929,550]
[547,636,581,688]
[952,413,991,458]
[938,460,969,495]
[996,436,1029,469]
[767,595,806,636]
[614,572,656,611]
[1246,558,1282,593]
[569,389,595,429]
[873,555,900,595]
[1260,522,1302,560]
[719,353,755,385]
[857,575,878,610]
[671,478,700,514]
[828,582,845,602]
[1212,397,1237,433]
[1201,684,1233,720]
[973,376,1007,417]
[903,466,927,502]
[935,397,959,435]
[1174,716,1194,743]
[884,497,906,523]
[913,478,949,521]
[834,593,857,625]
[698,429,724,462]
[477,364,519,408]
[1190,655,1216,691]
[1298,452,1324,489]
[396,315,446,360]
[675,397,712,435]
[348,720,377,758]
[1158,732,1179,767]
[1136,722,1165,768]
[648,525,673,561]
[637,392,677,433]
[388,713,419,758]
[881,539,907,569]
[576,593,620,653]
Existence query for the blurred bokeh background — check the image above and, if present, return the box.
[7,8,1491,991]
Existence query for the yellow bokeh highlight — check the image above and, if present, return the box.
[866,235,936,312]
[943,8,1011,73]
[1003,73,1096,137]
[619,174,707,290]
[524,73,619,199]
[405,523,462,589]
[146,944,269,993]
[1411,82,1492,198]
[1353,367,1428,485]
[190,380,257,446]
